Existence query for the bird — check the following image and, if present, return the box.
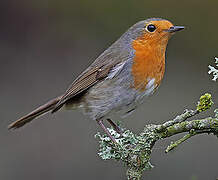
[8,18,184,143]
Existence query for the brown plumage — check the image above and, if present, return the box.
[52,64,114,113]
[8,96,62,129]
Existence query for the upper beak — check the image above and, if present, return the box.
[165,26,185,33]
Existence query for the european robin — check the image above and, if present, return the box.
[8,18,184,143]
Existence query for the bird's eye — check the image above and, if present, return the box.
[146,24,156,32]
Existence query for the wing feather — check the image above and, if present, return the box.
[51,65,113,113]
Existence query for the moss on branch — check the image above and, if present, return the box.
[95,93,218,180]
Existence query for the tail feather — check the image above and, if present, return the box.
[8,96,62,130]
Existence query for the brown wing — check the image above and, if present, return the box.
[51,64,113,113]
[52,34,132,113]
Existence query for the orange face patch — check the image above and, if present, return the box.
[131,20,173,91]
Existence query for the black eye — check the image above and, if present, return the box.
[147,24,156,32]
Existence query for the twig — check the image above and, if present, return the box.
[165,129,197,153]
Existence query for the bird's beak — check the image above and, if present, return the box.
[165,26,185,33]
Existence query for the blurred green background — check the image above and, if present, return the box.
[0,0,217,180]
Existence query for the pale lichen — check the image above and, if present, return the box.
[95,127,156,174]
[215,109,218,119]
[208,57,218,81]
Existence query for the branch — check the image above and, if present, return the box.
[95,93,218,180]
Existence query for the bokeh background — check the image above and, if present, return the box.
[0,0,217,180]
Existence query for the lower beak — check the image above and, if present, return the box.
[165,26,185,33]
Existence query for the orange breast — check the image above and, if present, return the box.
[131,36,166,91]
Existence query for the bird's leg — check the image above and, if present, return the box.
[97,119,117,143]
[106,118,123,135]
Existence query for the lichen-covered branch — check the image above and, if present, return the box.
[95,93,218,180]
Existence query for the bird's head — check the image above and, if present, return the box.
[128,18,185,48]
